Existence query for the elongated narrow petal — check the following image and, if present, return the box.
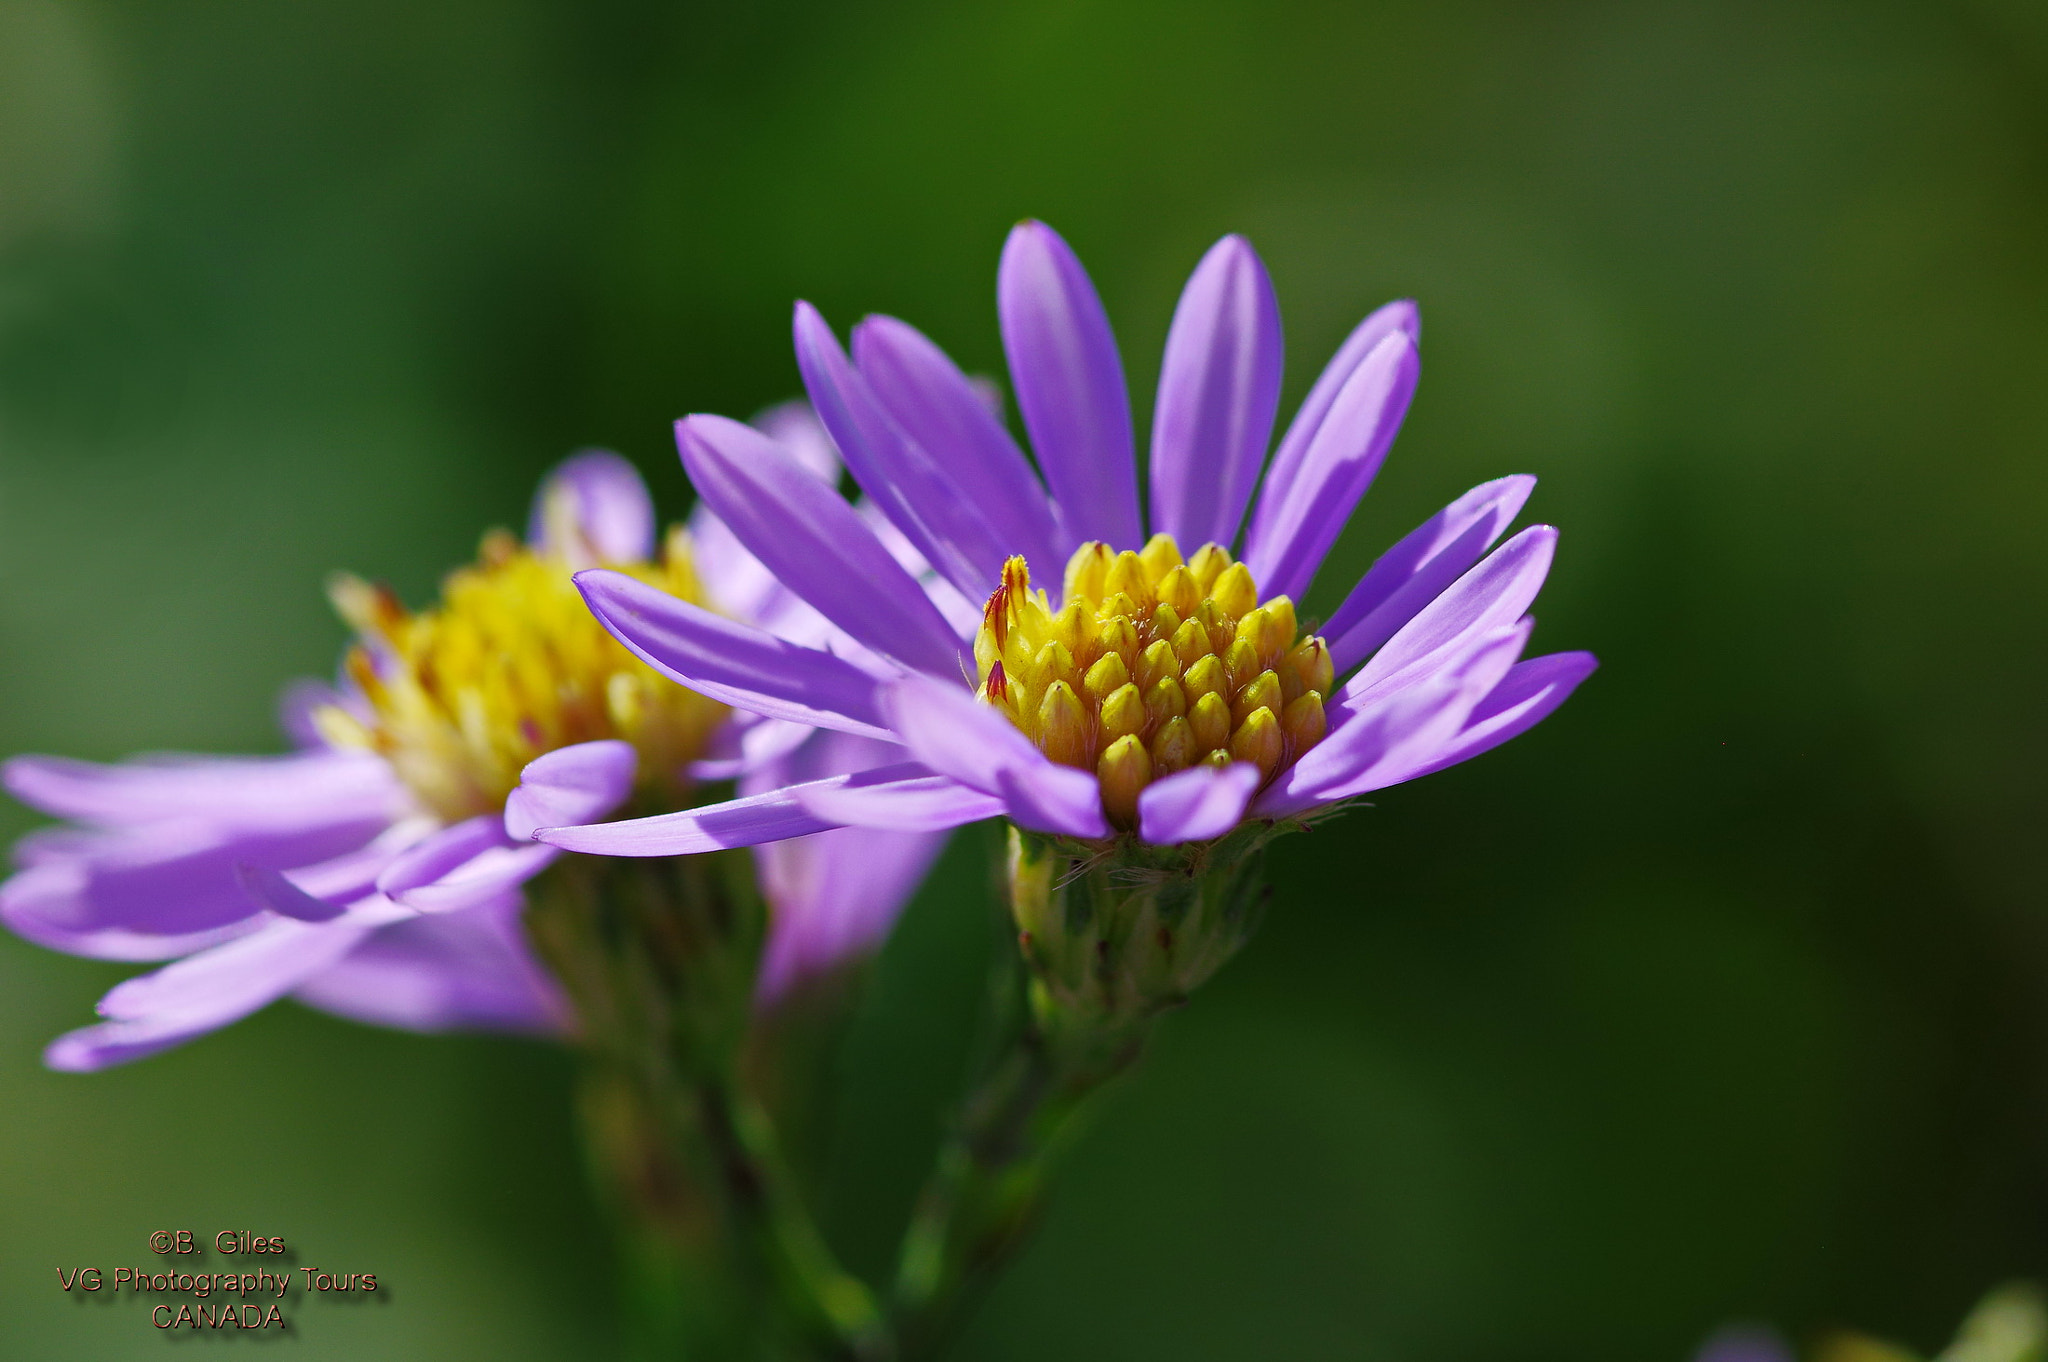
[3,750,399,827]
[503,741,638,841]
[1400,650,1598,781]
[0,815,391,936]
[1340,525,1557,707]
[0,893,259,962]
[677,414,965,676]
[293,897,566,1034]
[876,675,1109,837]
[998,221,1142,547]
[796,303,1011,598]
[577,570,894,739]
[235,863,349,923]
[528,448,656,567]
[795,768,1004,831]
[1243,329,1419,601]
[853,313,1068,574]
[1325,475,1537,674]
[532,765,951,856]
[1264,621,1530,812]
[375,816,557,914]
[1137,762,1262,845]
[1149,235,1284,550]
[94,897,413,1025]
[1259,298,1419,521]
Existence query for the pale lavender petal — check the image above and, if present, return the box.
[0,815,392,936]
[996,763,1109,839]
[858,501,986,637]
[503,741,637,841]
[575,570,895,738]
[1242,330,1419,601]
[1255,298,1420,544]
[997,221,1142,547]
[877,675,1108,837]
[797,303,1014,599]
[235,863,348,923]
[94,896,413,1025]
[795,769,1002,831]
[0,888,259,962]
[677,413,964,676]
[532,772,922,856]
[852,313,1067,574]
[686,716,816,782]
[1262,621,1530,813]
[876,675,1048,795]
[751,399,843,484]
[4,749,399,828]
[375,815,555,914]
[1399,650,1597,782]
[46,1013,236,1070]
[293,895,567,1035]
[1339,525,1557,708]
[528,449,657,567]
[1324,475,1537,675]
[1148,235,1284,551]
[1137,763,1262,845]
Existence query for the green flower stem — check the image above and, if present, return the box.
[888,825,1275,1357]
[527,852,881,1360]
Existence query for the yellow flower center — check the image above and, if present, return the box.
[975,534,1332,830]
[314,527,726,823]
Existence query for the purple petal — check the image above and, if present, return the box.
[750,399,843,484]
[4,749,399,827]
[796,304,1013,599]
[277,678,347,750]
[795,769,1002,831]
[686,715,817,782]
[0,889,260,962]
[0,815,392,936]
[1137,763,1263,844]
[677,414,965,676]
[293,895,567,1035]
[1148,235,1284,551]
[375,816,555,914]
[503,741,637,841]
[1400,650,1598,782]
[1339,525,1557,708]
[1324,475,1537,675]
[1257,298,1419,533]
[1242,329,1419,602]
[532,771,920,856]
[235,863,348,923]
[996,763,1109,839]
[1693,1328,1795,1362]
[1263,621,1530,812]
[997,221,1142,547]
[753,823,949,1005]
[852,314,1068,575]
[528,449,657,566]
[575,570,894,738]
[876,675,1109,838]
[95,897,413,1026]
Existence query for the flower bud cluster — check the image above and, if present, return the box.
[974,535,1332,827]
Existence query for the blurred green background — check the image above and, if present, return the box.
[5,0,2047,1356]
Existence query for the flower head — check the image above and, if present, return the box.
[3,436,946,1069]
[531,222,1595,858]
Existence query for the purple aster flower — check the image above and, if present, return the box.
[526,221,1595,858]
[5,426,947,1070]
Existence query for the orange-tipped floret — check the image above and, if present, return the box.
[974,534,1332,831]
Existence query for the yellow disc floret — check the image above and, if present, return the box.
[314,527,726,823]
[975,534,1333,831]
